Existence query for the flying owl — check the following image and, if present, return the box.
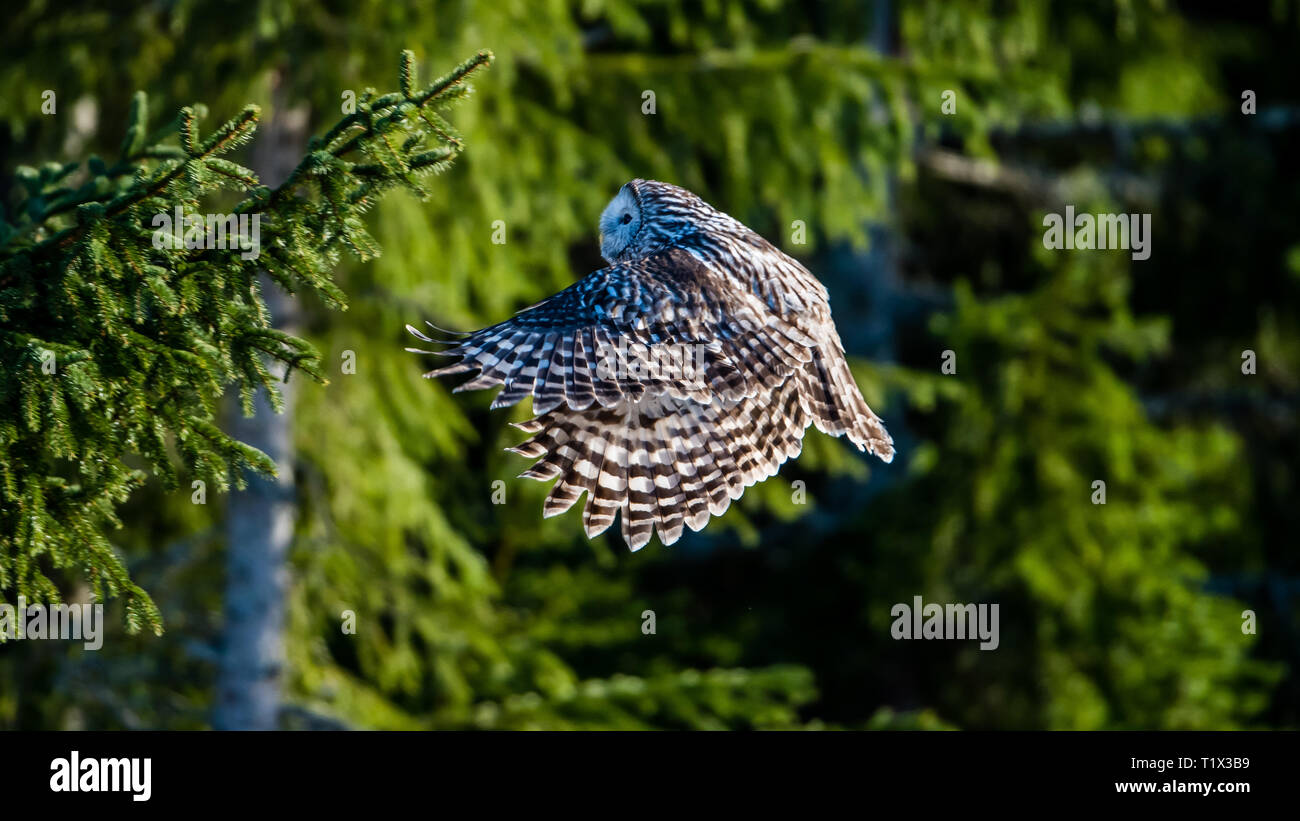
[407,180,893,551]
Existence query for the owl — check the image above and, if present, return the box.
[407,180,893,550]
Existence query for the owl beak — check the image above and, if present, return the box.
[599,232,605,246]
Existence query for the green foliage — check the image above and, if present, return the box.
[0,50,493,634]
[887,250,1278,728]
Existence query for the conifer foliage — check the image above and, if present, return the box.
[0,50,493,635]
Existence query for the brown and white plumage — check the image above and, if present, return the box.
[408,179,893,550]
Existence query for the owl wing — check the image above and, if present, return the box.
[408,246,817,415]
[508,376,811,550]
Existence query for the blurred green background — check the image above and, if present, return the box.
[1,0,1297,729]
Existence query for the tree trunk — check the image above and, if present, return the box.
[213,73,309,731]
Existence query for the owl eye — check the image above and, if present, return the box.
[621,213,632,225]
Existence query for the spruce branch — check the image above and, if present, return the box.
[0,50,493,633]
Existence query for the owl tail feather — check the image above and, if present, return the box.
[799,348,895,464]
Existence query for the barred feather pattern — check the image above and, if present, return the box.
[408,179,893,550]
[508,376,811,550]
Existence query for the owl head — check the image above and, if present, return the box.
[598,179,721,263]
